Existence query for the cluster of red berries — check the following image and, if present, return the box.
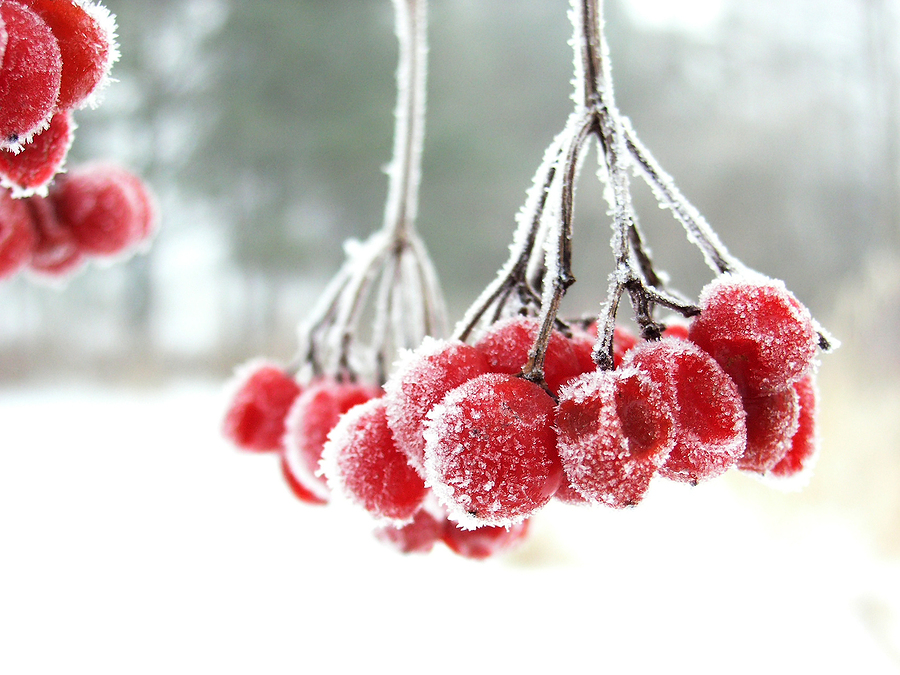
[222,272,822,557]
[0,0,117,196]
[0,163,156,280]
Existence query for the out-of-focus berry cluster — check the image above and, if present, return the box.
[0,1,156,281]
[0,164,156,279]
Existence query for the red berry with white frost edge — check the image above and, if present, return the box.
[623,338,746,484]
[0,187,36,278]
[688,274,817,395]
[278,454,327,505]
[0,109,72,195]
[374,506,444,554]
[739,386,800,474]
[768,374,819,481]
[321,397,428,523]
[20,0,118,111]
[281,378,380,503]
[384,336,491,476]
[423,372,562,529]
[441,518,530,560]
[474,316,585,394]
[51,163,153,256]
[222,359,301,452]
[555,367,675,508]
[0,0,61,151]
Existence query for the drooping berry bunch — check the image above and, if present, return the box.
[221,0,517,559]
[223,0,835,559]
[0,163,156,279]
[0,0,118,196]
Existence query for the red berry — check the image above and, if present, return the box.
[474,316,585,394]
[688,274,817,395]
[423,372,562,528]
[281,378,380,503]
[555,367,675,508]
[0,1,62,151]
[51,163,154,256]
[739,386,800,473]
[441,518,530,560]
[768,375,819,480]
[374,505,444,554]
[24,192,83,276]
[0,109,72,195]
[278,454,327,506]
[661,322,689,341]
[321,397,428,523]
[623,338,746,484]
[384,337,491,475]
[573,323,639,370]
[0,186,35,277]
[222,359,301,453]
[554,478,590,504]
[19,0,118,110]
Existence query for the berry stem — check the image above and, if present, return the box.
[292,0,446,385]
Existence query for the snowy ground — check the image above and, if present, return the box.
[2,381,899,674]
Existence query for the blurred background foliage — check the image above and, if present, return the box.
[0,0,897,393]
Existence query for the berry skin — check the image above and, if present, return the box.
[278,454,327,505]
[423,372,562,529]
[768,375,819,480]
[0,109,73,195]
[374,506,444,554]
[0,186,36,277]
[321,397,428,524]
[24,192,83,276]
[0,0,62,151]
[739,386,800,474]
[51,163,154,256]
[688,274,818,395]
[384,336,491,475]
[555,367,675,508]
[473,315,586,394]
[623,338,747,484]
[19,0,118,110]
[281,378,380,503]
[222,359,302,453]
[441,519,530,560]
[571,323,639,371]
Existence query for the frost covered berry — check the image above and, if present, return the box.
[322,397,428,523]
[21,0,118,111]
[25,192,83,276]
[623,338,746,484]
[768,375,819,480]
[555,367,675,508]
[222,360,302,453]
[374,506,444,554]
[281,378,380,503]
[0,109,72,195]
[51,163,154,256]
[739,386,800,474]
[474,315,586,394]
[0,187,35,277]
[384,336,491,475]
[441,519,530,560]
[424,372,562,528]
[688,274,818,395]
[0,0,62,151]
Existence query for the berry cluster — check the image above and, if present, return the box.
[0,0,117,196]
[0,163,156,280]
[223,0,835,560]
[0,1,156,283]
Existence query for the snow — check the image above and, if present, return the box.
[1,381,899,674]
